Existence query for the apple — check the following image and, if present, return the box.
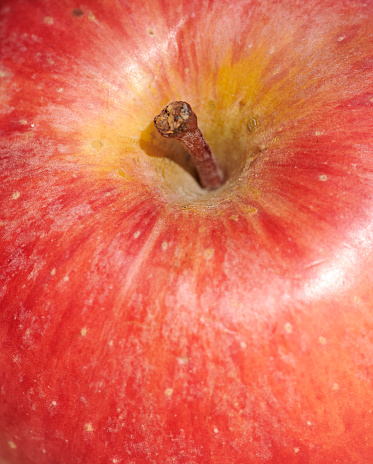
[1,0,373,463]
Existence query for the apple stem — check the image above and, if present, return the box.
[154,101,224,190]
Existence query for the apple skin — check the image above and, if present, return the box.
[1,0,373,463]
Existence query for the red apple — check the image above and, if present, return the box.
[1,0,373,463]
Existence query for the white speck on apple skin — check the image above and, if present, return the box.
[162,241,168,251]
[164,388,173,397]
[80,327,88,337]
[332,383,340,391]
[43,17,54,25]
[204,248,214,260]
[133,230,141,239]
[294,447,300,453]
[318,336,327,345]
[11,191,20,199]
[319,174,328,181]
[63,275,69,282]
[284,322,293,334]
[240,341,247,349]
[8,441,16,449]
[84,423,93,432]
[51,268,56,276]
[213,427,219,434]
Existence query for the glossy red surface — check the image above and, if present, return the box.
[1,0,373,462]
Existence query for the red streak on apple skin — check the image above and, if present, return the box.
[1,1,373,464]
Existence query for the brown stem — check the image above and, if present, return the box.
[154,101,224,190]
